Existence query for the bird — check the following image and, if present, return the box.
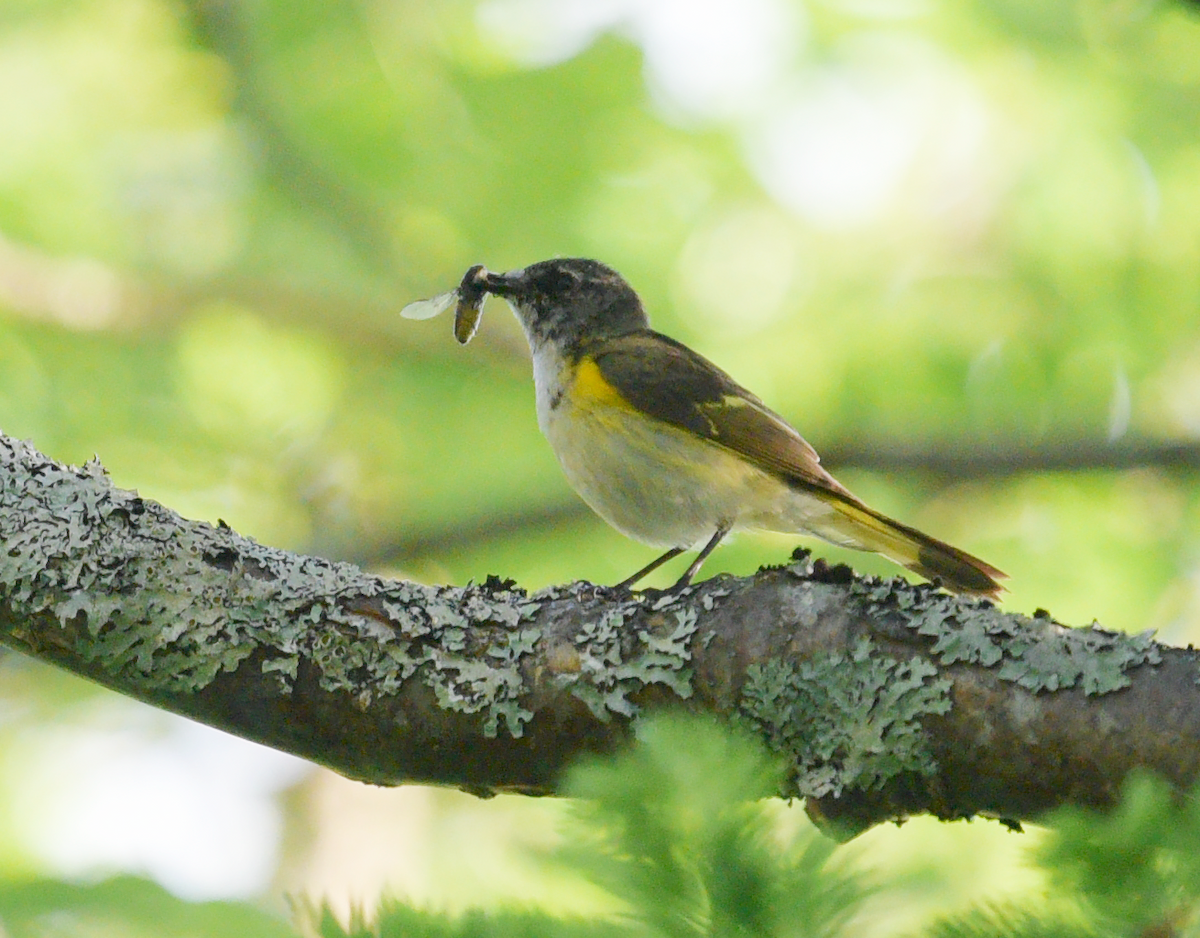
[402,257,1005,596]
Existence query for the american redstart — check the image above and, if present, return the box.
[403,258,1005,596]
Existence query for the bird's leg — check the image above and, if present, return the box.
[614,547,685,591]
[673,521,733,589]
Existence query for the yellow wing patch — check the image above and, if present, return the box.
[572,356,634,411]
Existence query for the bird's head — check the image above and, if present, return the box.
[482,258,649,351]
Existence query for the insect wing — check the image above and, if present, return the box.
[400,289,457,321]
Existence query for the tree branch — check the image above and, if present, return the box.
[820,438,1200,481]
[1,432,1194,837]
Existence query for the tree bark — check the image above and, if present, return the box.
[0,432,1194,837]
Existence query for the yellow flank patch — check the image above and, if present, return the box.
[571,356,632,412]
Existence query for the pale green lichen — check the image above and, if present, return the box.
[546,585,700,720]
[739,638,952,798]
[0,454,270,691]
[0,437,548,739]
[851,581,1161,695]
[0,436,709,745]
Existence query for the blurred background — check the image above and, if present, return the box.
[0,0,1198,931]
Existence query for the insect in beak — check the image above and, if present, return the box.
[453,264,488,345]
[399,264,491,345]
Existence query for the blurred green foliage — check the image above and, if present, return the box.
[0,873,295,937]
[307,715,872,938]
[2,0,1200,925]
[1039,771,1200,933]
[300,716,1200,938]
[554,717,867,938]
[4,714,1200,936]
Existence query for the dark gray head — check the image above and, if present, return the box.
[483,258,649,351]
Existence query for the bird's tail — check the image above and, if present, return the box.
[817,497,1006,598]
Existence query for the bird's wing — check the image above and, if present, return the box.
[586,331,1006,597]
[585,331,854,499]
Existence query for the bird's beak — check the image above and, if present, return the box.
[483,268,527,297]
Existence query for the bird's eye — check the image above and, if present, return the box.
[535,267,577,296]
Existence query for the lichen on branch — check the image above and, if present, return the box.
[1,431,1197,836]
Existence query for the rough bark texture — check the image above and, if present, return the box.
[0,432,1195,837]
